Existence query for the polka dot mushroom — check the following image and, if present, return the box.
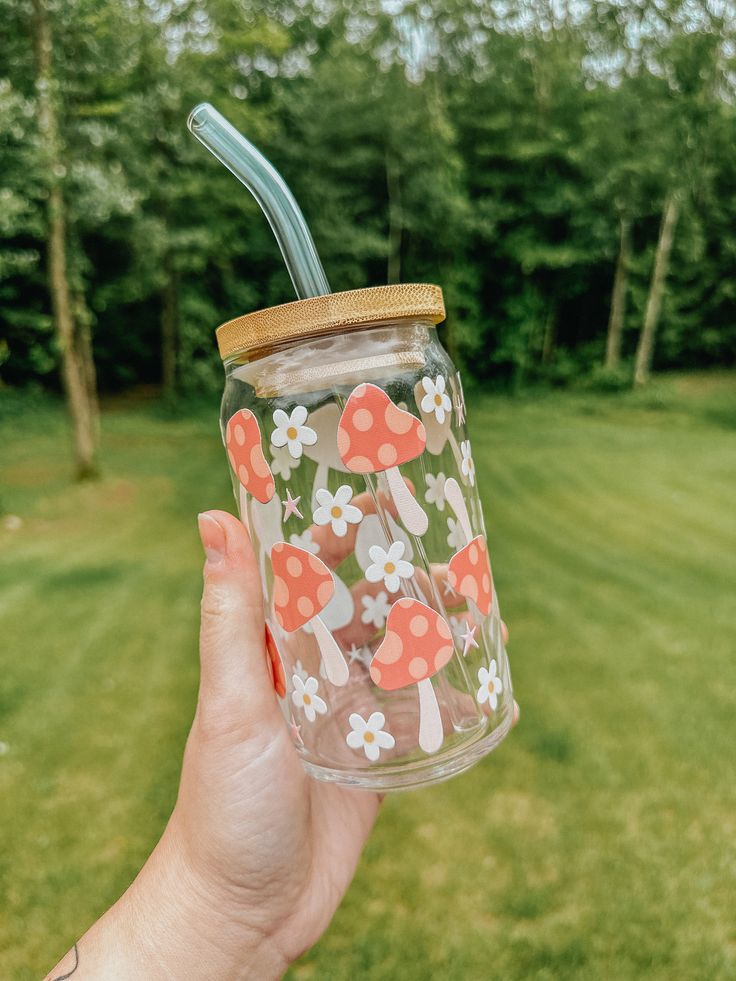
[337,383,429,536]
[444,477,493,616]
[369,598,454,754]
[226,409,276,504]
[271,541,349,687]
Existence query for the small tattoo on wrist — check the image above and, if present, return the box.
[51,942,79,980]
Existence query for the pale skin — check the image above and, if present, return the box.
[46,509,517,980]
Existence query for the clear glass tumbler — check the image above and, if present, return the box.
[218,284,513,791]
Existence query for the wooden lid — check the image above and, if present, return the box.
[216,283,445,360]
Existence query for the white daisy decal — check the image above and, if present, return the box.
[420,375,452,425]
[476,659,503,710]
[291,674,327,722]
[446,516,466,550]
[460,439,475,486]
[360,590,391,629]
[346,711,395,762]
[424,471,447,511]
[293,660,309,683]
[448,615,464,644]
[313,485,363,538]
[271,405,317,460]
[365,542,414,594]
[270,443,296,480]
[288,529,320,555]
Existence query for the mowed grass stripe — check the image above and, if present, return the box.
[482,430,736,577]
[484,448,733,622]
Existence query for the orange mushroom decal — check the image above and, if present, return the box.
[271,541,349,687]
[369,598,454,754]
[226,409,276,504]
[337,383,429,536]
[444,477,493,617]
[448,537,493,616]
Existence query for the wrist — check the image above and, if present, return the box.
[128,830,289,980]
[77,828,288,980]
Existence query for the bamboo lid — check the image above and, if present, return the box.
[215,283,445,360]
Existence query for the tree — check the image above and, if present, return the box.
[633,191,681,385]
[32,0,99,477]
[605,214,631,370]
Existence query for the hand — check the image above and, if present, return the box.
[46,510,379,980]
[46,509,517,980]
[166,509,384,970]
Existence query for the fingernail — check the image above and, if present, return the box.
[198,512,226,566]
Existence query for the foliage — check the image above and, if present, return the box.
[1,0,735,394]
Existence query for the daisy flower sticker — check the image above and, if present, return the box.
[476,659,503,711]
[313,485,363,537]
[289,529,320,555]
[270,443,296,480]
[446,516,466,550]
[420,375,452,425]
[271,405,317,460]
[293,660,309,683]
[424,471,447,511]
[460,439,475,486]
[291,674,327,722]
[365,542,413,593]
[346,711,395,761]
[361,590,391,629]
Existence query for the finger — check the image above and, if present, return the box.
[307,476,417,569]
[308,486,398,568]
[196,510,282,739]
[501,619,509,644]
[512,700,520,726]
[334,564,467,652]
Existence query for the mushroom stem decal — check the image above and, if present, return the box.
[337,383,429,536]
[302,402,351,508]
[369,598,454,754]
[444,478,493,617]
[271,541,349,687]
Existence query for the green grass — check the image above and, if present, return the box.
[1,373,735,979]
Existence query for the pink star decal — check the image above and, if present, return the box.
[289,715,303,745]
[453,392,465,426]
[460,620,479,656]
[281,489,303,521]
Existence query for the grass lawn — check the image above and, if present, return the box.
[1,373,735,979]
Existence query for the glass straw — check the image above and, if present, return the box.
[187,103,330,300]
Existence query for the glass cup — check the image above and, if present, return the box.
[217,284,513,791]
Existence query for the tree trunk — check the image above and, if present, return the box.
[633,193,681,387]
[74,290,100,430]
[605,214,632,370]
[161,254,178,398]
[541,305,556,364]
[385,149,402,285]
[32,0,99,478]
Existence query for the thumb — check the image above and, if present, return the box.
[195,510,282,740]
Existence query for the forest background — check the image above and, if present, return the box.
[2,0,735,476]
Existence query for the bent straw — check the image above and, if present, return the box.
[187,103,330,299]
[187,104,480,725]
